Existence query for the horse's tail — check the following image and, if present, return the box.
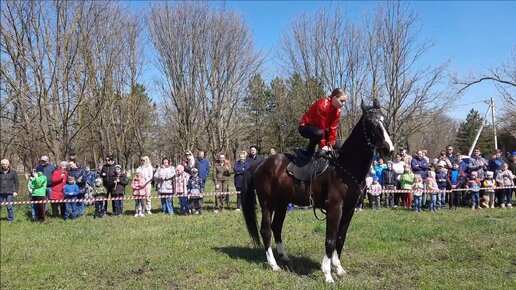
[241,164,261,248]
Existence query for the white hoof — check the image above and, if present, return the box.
[325,276,335,283]
[335,267,347,277]
[272,265,281,271]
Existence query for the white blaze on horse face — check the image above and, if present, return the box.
[379,121,394,152]
[266,247,280,271]
[321,255,334,283]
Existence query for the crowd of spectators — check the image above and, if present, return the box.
[0,146,266,221]
[1,145,515,222]
[358,146,516,212]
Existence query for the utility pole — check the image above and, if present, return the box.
[468,101,492,157]
[491,97,498,150]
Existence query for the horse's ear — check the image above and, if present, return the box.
[361,99,367,112]
[373,98,380,109]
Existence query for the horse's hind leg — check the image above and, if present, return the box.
[271,205,292,266]
[261,205,280,271]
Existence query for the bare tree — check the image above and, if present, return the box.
[368,2,451,150]
[455,46,516,135]
[149,2,262,158]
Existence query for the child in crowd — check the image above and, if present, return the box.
[131,171,147,217]
[30,168,48,222]
[482,171,496,209]
[174,165,190,215]
[435,164,448,209]
[399,164,414,209]
[382,161,398,208]
[467,171,481,210]
[412,174,424,213]
[92,178,107,219]
[426,171,439,213]
[496,163,514,208]
[63,176,80,220]
[187,168,204,214]
[447,163,463,209]
[27,173,36,219]
[369,176,382,211]
[112,165,128,216]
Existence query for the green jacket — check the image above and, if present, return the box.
[399,172,414,190]
[30,173,47,197]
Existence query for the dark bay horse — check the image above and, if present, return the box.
[241,100,394,283]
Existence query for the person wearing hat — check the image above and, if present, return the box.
[246,146,264,168]
[0,159,19,221]
[154,157,176,215]
[35,155,56,213]
[100,155,117,214]
[482,171,497,209]
[67,149,77,162]
[30,167,48,221]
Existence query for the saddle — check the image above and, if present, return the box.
[286,149,330,181]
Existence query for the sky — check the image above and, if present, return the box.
[128,1,516,121]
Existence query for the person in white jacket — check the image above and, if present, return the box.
[154,157,176,214]
[137,156,154,215]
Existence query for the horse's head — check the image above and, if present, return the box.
[360,99,395,157]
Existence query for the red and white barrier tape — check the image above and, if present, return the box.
[0,191,241,206]
[366,185,516,194]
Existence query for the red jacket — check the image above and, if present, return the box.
[299,97,341,147]
[50,168,68,200]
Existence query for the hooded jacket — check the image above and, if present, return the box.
[50,168,68,200]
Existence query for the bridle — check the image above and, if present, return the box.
[361,109,387,152]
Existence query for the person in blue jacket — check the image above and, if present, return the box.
[195,150,210,193]
[63,176,80,220]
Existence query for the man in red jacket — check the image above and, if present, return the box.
[299,88,348,158]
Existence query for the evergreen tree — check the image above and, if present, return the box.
[456,109,494,155]
[243,74,274,152]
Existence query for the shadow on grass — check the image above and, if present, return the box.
[213,246,320,276]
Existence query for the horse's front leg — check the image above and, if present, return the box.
[321,202,343,283]
[333,208,354,277]
[261,205,280,271]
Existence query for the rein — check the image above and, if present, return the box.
[309,113,378,221]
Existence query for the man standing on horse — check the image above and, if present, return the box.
[298,88,348,158]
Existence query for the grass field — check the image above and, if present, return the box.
[1,197,516,289]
